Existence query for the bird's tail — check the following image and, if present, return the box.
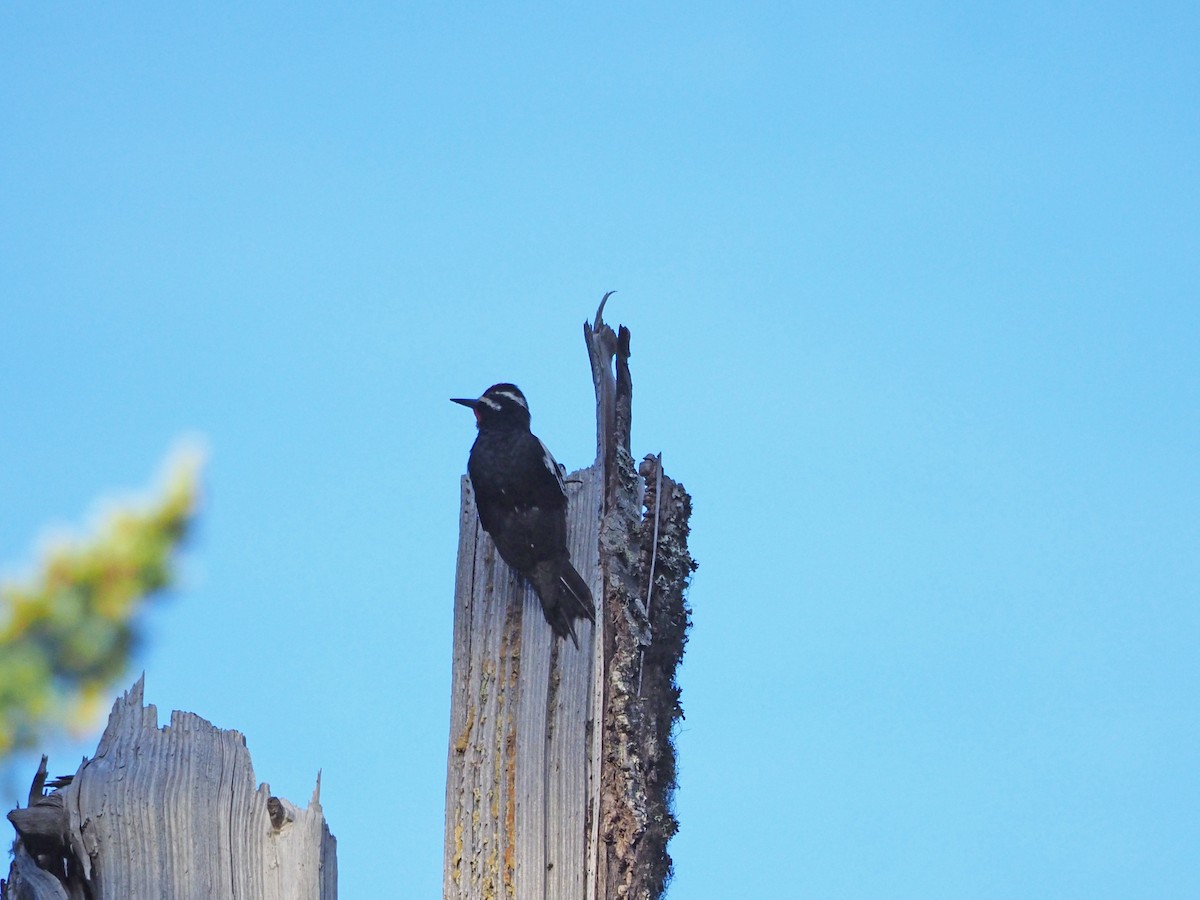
[529,557,596,649]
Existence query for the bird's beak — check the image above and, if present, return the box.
[450,397,479,410]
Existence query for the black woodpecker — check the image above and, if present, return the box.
[452,383,596,648]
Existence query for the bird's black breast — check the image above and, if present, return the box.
[467,426,568,573]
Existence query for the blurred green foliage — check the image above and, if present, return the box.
[0,454,201,756]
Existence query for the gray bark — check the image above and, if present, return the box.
[444,297,695,900]
[4,677,336,900]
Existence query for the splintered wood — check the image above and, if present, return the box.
[4,678,336,900]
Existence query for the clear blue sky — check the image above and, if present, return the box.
[3,4,1197,897]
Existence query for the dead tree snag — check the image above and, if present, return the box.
[445,296,695,900]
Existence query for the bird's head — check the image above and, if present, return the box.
[451,383,532,430]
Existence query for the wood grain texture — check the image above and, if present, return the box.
[444,468,602,900]
[5,678,336,900]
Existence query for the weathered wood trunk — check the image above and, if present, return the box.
[4,677,336,900]
[444,298,695,900]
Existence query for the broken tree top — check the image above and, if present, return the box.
[6,676,337,900]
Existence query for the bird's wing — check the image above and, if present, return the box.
[537,437,567,497]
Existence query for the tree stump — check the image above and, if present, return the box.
[4,677,336,900]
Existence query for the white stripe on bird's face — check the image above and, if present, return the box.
[538,437,566,495]
[493,390,528,410]
[477,396,502,411]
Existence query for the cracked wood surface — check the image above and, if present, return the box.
[4,678,336,900]
[444,467,602,900]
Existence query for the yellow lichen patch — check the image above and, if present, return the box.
[504,719,517,897]
[492,715,504,818]
[484,847,499,900]
[498,605,521,897]
[452,822,464,884]
[454,705,476,754]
